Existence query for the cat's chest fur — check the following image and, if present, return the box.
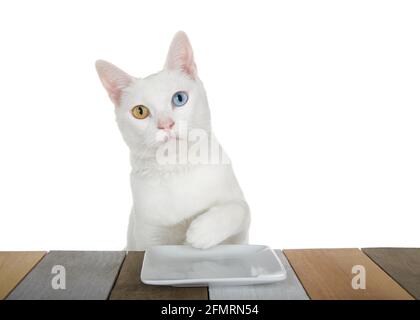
[130,164,242,226]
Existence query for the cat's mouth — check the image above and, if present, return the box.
[167,135,181,141]
[155,130,182,143]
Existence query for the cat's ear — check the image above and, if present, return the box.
[164,31,198,79]
[95,60,135,105]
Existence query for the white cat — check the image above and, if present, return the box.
[95,31,250,250]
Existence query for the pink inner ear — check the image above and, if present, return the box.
[96,60,134,105]
[102,75,132,105]
[165,31,198,79]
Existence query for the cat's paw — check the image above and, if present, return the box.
[185,214,225,249]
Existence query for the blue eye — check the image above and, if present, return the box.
[172,91,188,107]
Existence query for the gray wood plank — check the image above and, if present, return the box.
[209,250,309,300]
[7,251,125,300]
[363,248,420,299]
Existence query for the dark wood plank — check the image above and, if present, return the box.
[0,252,46,299]
[209,250,309,300]
[109,251,208,300]
[7,251,125,300]
[363,248,420,299]
[284,248,413,300]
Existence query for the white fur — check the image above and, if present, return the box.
[96,31,250,250]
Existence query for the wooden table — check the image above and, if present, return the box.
[1,248,418,300]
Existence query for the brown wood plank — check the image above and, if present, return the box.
[363,248,420,300]
[109,251,208,300]
[0,251,46,299]
[284,248,414,300]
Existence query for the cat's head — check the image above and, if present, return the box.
[95,31,211,159]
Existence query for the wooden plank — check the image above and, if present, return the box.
[284,248,414,300]
[363,248,420,300]
[0,251,46,299]
[7,251,125,300]
[208,250,309,300]
[109,251,208,300]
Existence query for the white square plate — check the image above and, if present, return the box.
[140,245,287,286]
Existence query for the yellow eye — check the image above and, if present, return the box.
[131,105,150,119]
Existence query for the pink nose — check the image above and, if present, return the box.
[157,118,175,130]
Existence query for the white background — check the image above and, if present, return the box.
[0,1,419,250]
